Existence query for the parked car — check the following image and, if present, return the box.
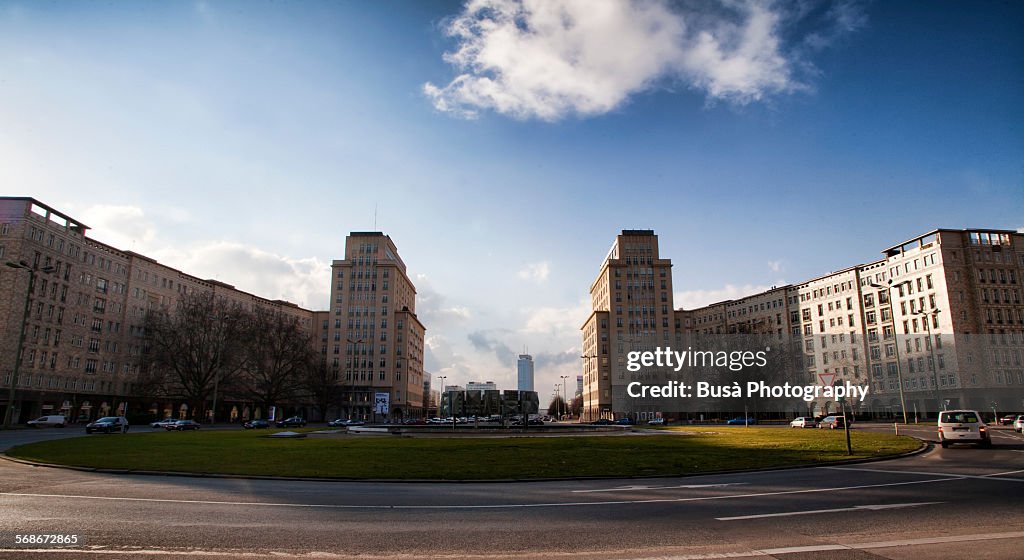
[817,415,846,429]
[726,417,757,426]
[150,418,179,429]
[999,414,1017,425]
[27,415,66,428]
[275,416,307,428]
[790,417,816,428]
[647,417,666,425]
[1014,415,1024,433]
[243,419,269,429]
[327,419,364,427]
[167,420,201,431]
[615,417,635,425]
[590,418,613,425]
[937,410,991,448]
[86,416,129,434]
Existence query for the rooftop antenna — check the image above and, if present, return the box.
[373,203,378,232]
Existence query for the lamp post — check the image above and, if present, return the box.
[4,262,55,429]
[869,279,911,424]
[560,375,569,420]
[912,308,943,416]
[437,375,446,419]
[553,385,561,419]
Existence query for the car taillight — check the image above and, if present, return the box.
[937,427,943,433]
[979,426,987,433]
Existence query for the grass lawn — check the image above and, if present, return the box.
[5,427,920,480]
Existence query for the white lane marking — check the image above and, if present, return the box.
[572,483,747,493]
[5,531,1024,559]
[0,476,960,510]
[760,530,1024,555]
[715,501,941,521]
[824,466,1024,482]
[986,468,1024,477]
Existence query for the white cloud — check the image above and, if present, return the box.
[517,261,550,283]
[425,0,860,120]
[413,273,474,326]
[522,298,590,335]
[675,283,774,310]
[152,242,330,310]
[768,260,783,273]
[80,205,158,251]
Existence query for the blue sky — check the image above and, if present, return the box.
[1,0,1021,397]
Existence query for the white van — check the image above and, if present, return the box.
[27,415,67,428]
[937,410,991,448]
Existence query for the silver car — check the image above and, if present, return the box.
[789,417,816,428]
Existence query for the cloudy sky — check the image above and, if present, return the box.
[1,0,1021,400]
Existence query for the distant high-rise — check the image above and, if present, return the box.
[517,354,534,392]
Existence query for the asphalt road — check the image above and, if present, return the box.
[1,425,1023,559]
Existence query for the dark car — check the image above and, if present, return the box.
[86,416,130,434]
[726,417,757,426]
[615,417,635,425]
[275,416,307,428]
[167,420,201,431]
[243,419,269,429]
[591,418,613,425]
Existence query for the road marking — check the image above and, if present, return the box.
[759,530,1024,555]
[715,501,941,521]
[4,531,1024,559]
[0,476,958,510]
[986,468,1024,477]
[824,466,1024,482]
[572,483,747,493]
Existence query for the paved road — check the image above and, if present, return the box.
[1,426,1023,559]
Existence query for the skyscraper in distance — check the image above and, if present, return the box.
[517,354,534,392]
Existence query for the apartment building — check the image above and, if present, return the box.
[582,227,1024,421]
[581,230,682,421]
[325,232,426,420]
[2,198,426,424]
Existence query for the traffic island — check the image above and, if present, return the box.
[4,427,921,481]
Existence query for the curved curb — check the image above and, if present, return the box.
[0,439,929,484]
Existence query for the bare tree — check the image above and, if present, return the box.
[236,308,316,415]
[137,292,250,420]
[303,359,344,422]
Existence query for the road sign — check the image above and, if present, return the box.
[818,373,836,387]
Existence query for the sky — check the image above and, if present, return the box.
[1,0,1021,402]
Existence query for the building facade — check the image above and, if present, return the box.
[325,232,426,420]
[581,228,1024,421]
[1,198,427,424]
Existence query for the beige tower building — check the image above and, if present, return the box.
[581,230,680,421]
[326,232,425,420]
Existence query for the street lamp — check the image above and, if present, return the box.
[553,384,561,419]
[912,308,943,415]
[560,375,569,420]
[437,375,446,418]
[868,279,911,424]
[4,261,55,429]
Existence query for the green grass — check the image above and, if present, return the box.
[6,427,920,480]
